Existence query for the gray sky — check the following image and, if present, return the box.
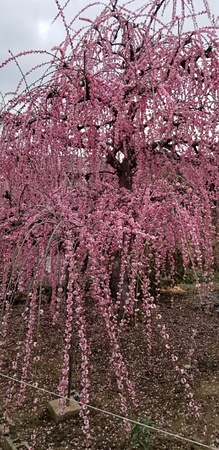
[0,0,107,99]
[0,0,219,100]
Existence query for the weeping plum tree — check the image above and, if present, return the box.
[0,0,219,436]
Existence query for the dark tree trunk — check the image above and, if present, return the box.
[67,335,74,405]
[110,250,130,319]
[117,158,133,190]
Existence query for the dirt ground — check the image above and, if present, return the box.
[1,284,219,450]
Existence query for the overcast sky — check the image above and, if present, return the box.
[0,0,219,102]
[0,0,97,99]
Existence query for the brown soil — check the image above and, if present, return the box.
[1,284,219,450]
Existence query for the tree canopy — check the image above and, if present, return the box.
[0,0,219,438]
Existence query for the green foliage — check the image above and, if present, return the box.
[128,416,154,450]
[213,271,219,282]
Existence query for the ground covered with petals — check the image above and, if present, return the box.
[1,284,219,450]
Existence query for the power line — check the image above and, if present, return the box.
[0,372,218,449]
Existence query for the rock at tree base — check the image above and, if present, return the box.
[47,397,80,423]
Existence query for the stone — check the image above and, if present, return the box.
[1,437,29,450]
[0,422,10,437]
[47,397,80,423]
[70,389,81,402]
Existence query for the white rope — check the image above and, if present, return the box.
[0,371,218,450]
